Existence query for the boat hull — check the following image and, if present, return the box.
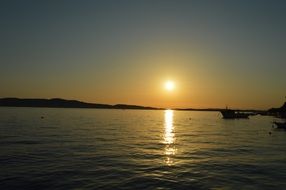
[221,110,250,119]
[273,122,286,129]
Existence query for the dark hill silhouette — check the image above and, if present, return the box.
[0,98,160,110]
[268,102,286,118]
[0,97,267,112]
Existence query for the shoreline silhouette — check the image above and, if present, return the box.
[0,98,162,110]
[0,97,274,112]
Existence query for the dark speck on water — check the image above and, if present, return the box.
[0,107,286,189]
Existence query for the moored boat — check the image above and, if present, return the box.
[273,121,286,130]
[220,109,250,119]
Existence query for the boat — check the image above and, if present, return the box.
[273,121,286,130]
[220,109,250,119]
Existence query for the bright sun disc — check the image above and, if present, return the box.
[165,81,175,91]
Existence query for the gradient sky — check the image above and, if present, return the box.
[1,0,286,109]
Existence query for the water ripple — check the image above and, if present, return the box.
[0,108,286,189]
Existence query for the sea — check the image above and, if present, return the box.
[0,107,285,190]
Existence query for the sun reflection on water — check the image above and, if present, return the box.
[164,110,176,166]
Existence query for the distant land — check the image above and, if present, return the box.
[267,102,286,118]
[0,97,271,112]
[0,98,161,110]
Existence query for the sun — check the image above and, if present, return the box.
[165,80,175,91]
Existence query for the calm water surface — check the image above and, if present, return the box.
[0,107,285,189]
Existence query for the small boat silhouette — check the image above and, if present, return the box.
[273,121,286,130]
[220,109,250,119]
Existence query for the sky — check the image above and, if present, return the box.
[1,0,286,109]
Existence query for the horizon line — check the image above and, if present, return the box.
[0,97,269,111]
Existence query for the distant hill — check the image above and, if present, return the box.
[0,98,160,110]
[268,102,286,118]
[0,97,269,112]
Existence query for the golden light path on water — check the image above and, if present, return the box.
[164,110,176,166]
